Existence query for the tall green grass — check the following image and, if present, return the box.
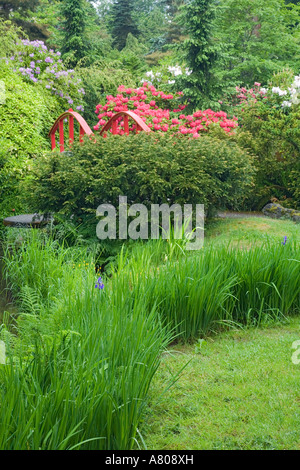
[109,239,300,340]
[0,230,172,450]
[223,242,300,324]
[0,229,299,449]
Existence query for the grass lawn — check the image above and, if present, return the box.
[205,215,299,248]
[141,215,300,450]
[142,317,300,450]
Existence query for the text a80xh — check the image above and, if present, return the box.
[147,455,193,465]
[105,454,194,466]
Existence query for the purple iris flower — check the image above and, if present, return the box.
[95,277,104,290]
[282,236,287,245]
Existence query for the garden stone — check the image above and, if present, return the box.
[3,213,53,228]
[262,203,300,223]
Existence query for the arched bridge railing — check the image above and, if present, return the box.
[99,110,151,137]
[48,108,94,152]
[49,109,151,152]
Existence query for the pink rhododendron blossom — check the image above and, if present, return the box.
[94,83,239,137]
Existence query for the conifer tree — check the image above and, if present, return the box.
[60,0,89,66]
[110,0,139,50]
[0,0,48,39]
[178,0,223,108]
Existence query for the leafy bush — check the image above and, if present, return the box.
[0,20,86,159]
[214,0,300,89]
[230,74,300,209]
[77,63,138,125]
[0,61,64,222]
[238,106,300,209]
[25,132,254,219]
[0,19,86,221]
[0,63,63,157]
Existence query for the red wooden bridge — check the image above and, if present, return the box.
[2,109,152,228]
[48,108,151,152]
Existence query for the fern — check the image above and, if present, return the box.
[18,285,43,316]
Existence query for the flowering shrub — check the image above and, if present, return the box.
[227,73,300,112]
[226,73,300,209]
[228,82,267,107]
[271,75,300,108]
[93,83,239,137]
[142,64,192,87]
[1,39,85,111]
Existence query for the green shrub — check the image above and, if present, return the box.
[235,102,300,209]
[77,63,138,125]
[0,62,64,222]
[225,70,300,210]
[25,132,255,220]
[0,19,86,224]
[0,63,63,159]
[0,19,25,58]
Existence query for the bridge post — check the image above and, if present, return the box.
[123,115,129,135]
[59,119,64,152]
[69,114,74,145]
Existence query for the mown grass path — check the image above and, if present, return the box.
[143,317,300,450]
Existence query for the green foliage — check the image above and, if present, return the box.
[0,19,25,56]
[0,230,171,450]
[0,60,63,221]
[60,0,90,67]
[119,33,148,73]
[163,0,185,45]
[110,0,140,50]
[215,0,300,87]
[112,239,300,340]
[24,132,254,218]
[233,92,300,209]
[0,220,299,448]
[77,63,138,125]
[177,0,225,109]
[61,0,94,67]
[0,63,62,157]
[0,0,47,40]
[0,19,87,222]
[137,5,167,50]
